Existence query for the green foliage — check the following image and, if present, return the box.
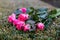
[26,7,60,30]
[48,9,60,18]
[14,8,22,15]
[44,18,52,29]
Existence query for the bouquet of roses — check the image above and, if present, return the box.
[8,7,60,32]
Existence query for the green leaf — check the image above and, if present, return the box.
[14,8,22,15]
[41,19,46,23]
[44,18,52,29]
[56,8,60,12]
[37,11,47,15]
[26,20,35,25]
[38,7,48,12]
[32,14,39,22]
[48,9,58,18]
[54,12,60,17]
[37,10,48,19]
[55,9,60,17]
[26,8,33,13]
[38,13,48,19]
[48,11,60,18]
[27,7,35,15]
[48,14,56,18]
[49,9,57,15]
[26,20,36,31]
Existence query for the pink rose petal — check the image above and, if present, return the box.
[24,24,30,31]
[18,14,29,21]
[15,20,25,30]
[8,13,16,23]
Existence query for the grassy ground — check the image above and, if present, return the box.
[0,0,60,40]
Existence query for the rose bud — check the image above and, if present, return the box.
[24,24,31,32]
[8,13,16,23]
[16,21,25,30]
[19,8,27,13]
[18,14,29,21]
[37,23,44,31]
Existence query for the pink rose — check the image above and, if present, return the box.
[13,19,20,26]
[24,24,30,32]
[8,13,16,23]
[11,13,16,19]
[19,8,26,13]
[18,14,29,21]
[15,21,25,30]
[37,23,44,31]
